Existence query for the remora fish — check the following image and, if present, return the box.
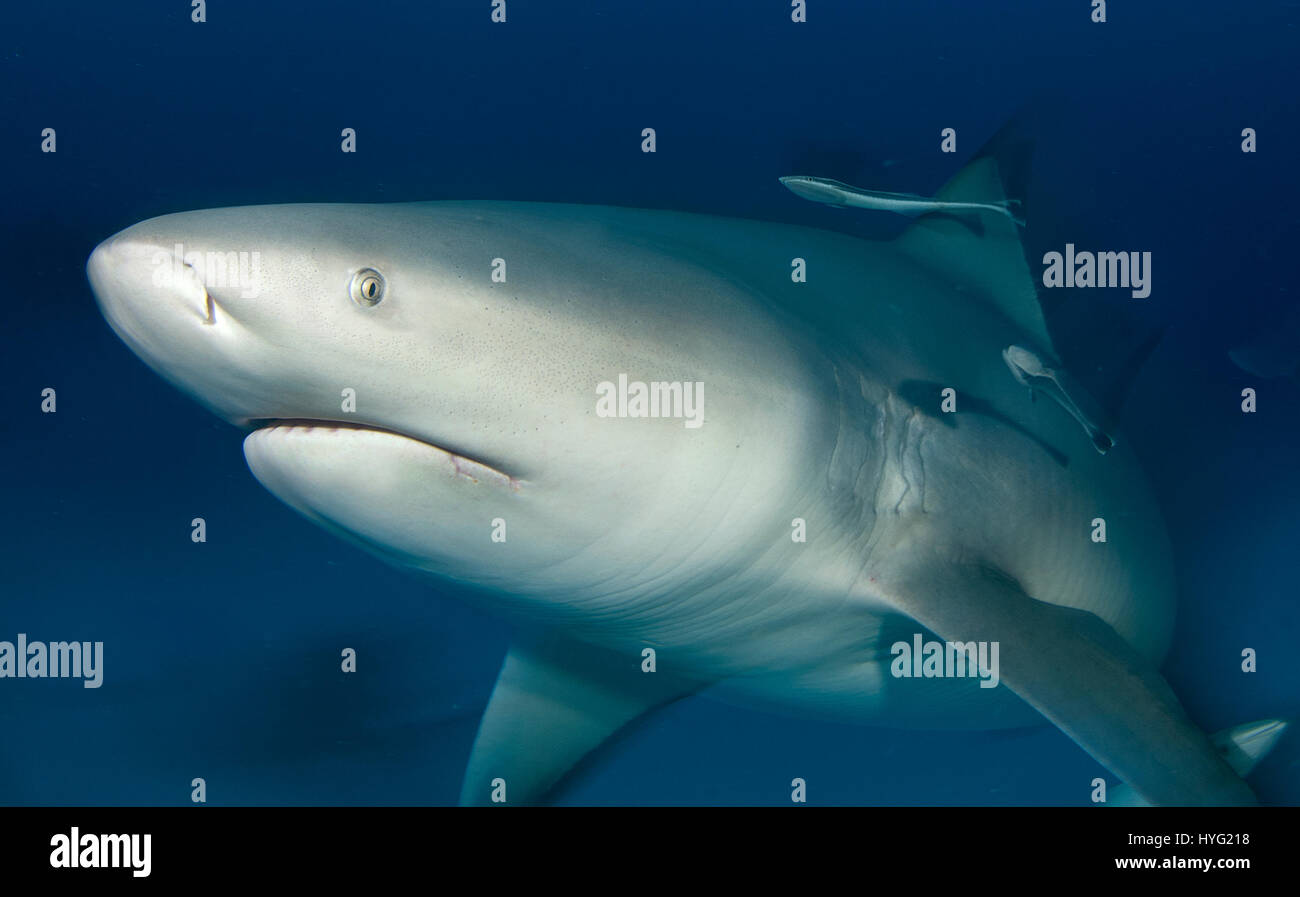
[780,174,1025,225]
[1002,344,1116,453]
[88,136,1259,806]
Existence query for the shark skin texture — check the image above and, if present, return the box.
[86,140,1264,807]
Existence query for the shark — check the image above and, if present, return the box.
[86,139,1265,806]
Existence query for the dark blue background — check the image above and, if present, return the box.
[1,1,1297,804]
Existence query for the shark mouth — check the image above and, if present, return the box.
[247,418,522,490]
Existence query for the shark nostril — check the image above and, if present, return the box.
[177,259,217,325]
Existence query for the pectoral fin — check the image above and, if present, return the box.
[871,548,1256,806]
[459,634,700,806]
[1109,718,1289,806]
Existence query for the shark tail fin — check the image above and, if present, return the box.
[895,121,1054,357]
[1213,718,1291,777]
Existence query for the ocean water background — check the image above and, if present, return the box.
[1,1,1297,805]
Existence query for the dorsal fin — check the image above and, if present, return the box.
[1097,324,1167,416]
[895,129,1054,356]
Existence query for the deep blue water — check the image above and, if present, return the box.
[2,1,1298,805]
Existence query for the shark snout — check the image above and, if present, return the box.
[88,236,217,332]
[87,229,266,422]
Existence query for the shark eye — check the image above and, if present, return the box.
[349,268,386,307]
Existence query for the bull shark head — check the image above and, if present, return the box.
[86,201,836,620]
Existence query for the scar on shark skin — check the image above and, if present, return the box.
[448,452,522,491]
[895,379,1070,468]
